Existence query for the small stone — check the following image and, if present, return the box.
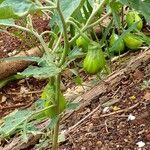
[81,146,86,150]
[96,141,102,147]
[127,113,136,121]
[1,96,7,102]
[136,141,145,148]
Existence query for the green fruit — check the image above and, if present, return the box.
[83,44,106,74]
[109,33,125,55]
[123,33,143,50]
[76,36,88,51]
[44,92,66,118]
[41,83,66,118]
[126,11,143,31]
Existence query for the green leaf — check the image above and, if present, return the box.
[19,65,61,78]
[118,0,150,23]
[0,0,4,4]
[48,116,59,129]
[0,0,38,19]
[0,56,41,62]
[0,74,24,89]
[0,110,33,138]
[0,18,14,25]
[67,46,84,60]
[50,0,85,30]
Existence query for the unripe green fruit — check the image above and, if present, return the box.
[83,44,106,74]
[126,11,143,31]
[109,33,125,55]
[123,33,143,50]
[76,36,88,51]
[41,83,66,118]
[44,92,66,118]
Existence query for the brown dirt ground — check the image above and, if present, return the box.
[0,16,150,150]
[58,65,150,150]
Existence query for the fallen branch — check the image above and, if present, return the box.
[0,47,43,80]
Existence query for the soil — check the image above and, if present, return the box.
[0,16,150,150]
[59,66,150,150]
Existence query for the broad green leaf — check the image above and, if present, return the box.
[0,0,38,19]
[0,110,33,138]
[62,47,85,69]
[118,0,150,23]
[19,65,61,78]
[50,0,85,30]
[0,0,4,4]
[67,46,84,60]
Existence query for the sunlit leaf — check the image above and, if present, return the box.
[0,110,33,138]
[19,65,61,78]
[48,116,59,129]
[118,0,150,23]
[0,18,14,25]
[0,0,38,19]
[50,0,85,30]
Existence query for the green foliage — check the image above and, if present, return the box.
[50,0,85,30]
[19,65,61,78]
[0,74,24,89]
[0,18,14,25]
[41,82,66,118]
[0,0,149,149]
[0,0,38,19]
[118,0,150,23]
[0,110,33,138]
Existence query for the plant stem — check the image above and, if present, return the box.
[52,74,60,150]
[57,0,70,67]
[52,0,70,149]
[69,0,107,44]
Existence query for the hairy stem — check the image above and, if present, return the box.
[52,74,60,150]
[69,0,108,44]
[52,0,70,149]
[57,1,70,67]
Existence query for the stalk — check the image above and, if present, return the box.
[52,0,70,149]
[52,74,61,150]
[69,0,107,44]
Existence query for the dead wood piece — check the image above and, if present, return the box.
[0,47,43,80]
[3,50,150,150]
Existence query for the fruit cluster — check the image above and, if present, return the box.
[76,11,144,75]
